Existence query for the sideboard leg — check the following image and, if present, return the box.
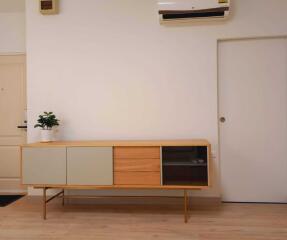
[184,190,188,223]
[43,187,47,220]
[187,192,190,218]
[62,189,65,206]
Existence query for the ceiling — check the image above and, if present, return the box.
[0,0,25,13]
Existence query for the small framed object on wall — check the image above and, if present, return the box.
[39,0,59,15]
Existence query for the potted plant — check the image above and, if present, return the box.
[34,112,60,142]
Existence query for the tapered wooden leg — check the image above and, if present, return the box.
[62,189,65,206]
[184,190,188,223]
[43,187,47,220]
[187,193,190,218]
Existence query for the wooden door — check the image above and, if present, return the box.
[218,38,287,202]
[0,55,26,193]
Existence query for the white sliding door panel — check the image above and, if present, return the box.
[219,38,287,203]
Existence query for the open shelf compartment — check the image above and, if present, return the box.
[162,146,208,186]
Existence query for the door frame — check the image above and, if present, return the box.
[0,52,27,194]
[216,35,287,200]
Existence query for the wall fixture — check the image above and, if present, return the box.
[39,0,59,15]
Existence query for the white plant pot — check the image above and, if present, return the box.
[40,129,54,142]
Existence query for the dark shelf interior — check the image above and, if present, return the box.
[163,162,207,167]
[162,146,208,186]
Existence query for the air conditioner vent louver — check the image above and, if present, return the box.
[158,0,230,22]
[160,7,229,20]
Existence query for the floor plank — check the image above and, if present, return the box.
[0,196,287,240]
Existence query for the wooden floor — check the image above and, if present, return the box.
[0,196,287,240]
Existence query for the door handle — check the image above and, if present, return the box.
[17,125,27,129]
[220,117,226,123]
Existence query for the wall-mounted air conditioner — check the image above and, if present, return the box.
[158,0,230,22]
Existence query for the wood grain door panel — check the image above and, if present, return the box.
[114,147,160,159]
[114,158,160,172]
[114,171,160,185]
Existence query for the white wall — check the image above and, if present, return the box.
[0,0,25,53]
[26,0,287,197]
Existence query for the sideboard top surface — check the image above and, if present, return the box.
[22,139,210,148]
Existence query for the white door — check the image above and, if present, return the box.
[218,37,287,203]
[0,55,27,194]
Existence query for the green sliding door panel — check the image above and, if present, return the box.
[22,147,67,185]
[67,147,113,185]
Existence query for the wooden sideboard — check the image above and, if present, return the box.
[21,140,211,222]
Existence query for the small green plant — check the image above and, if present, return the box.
[34,112,59,130]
